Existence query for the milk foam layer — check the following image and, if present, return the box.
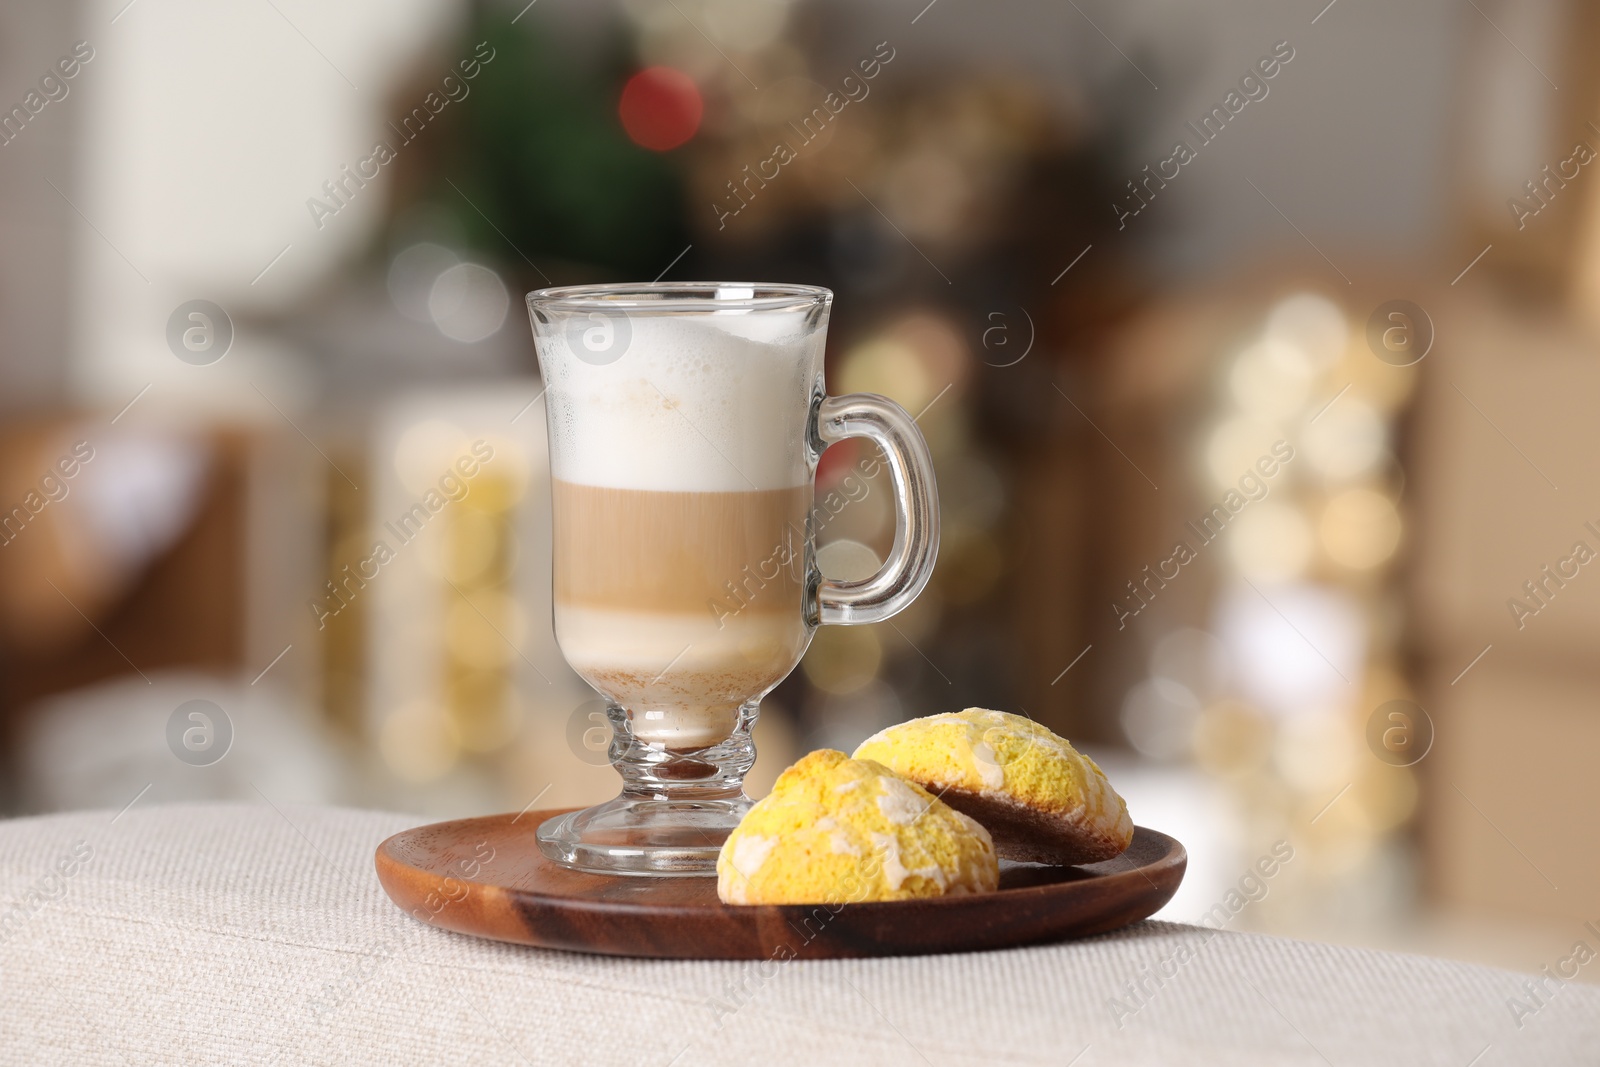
[537,312,823,492]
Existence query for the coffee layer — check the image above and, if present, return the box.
[552,480,809,616]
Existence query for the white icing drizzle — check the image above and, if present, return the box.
[876,777,926,825]
[869,833,911,890]
[814,815,861,855]
[730,834,777,880]
[970,740,1005,790]
[868,833,955,891]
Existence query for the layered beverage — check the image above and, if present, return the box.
[528,281,939,875]
[539,306,824,748]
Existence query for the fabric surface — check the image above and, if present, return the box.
[0,803,1594,1066]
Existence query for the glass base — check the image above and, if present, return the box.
[536,796,752,876]
[537,699,759,876]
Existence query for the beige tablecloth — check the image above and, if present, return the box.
[1,803,1593,1065]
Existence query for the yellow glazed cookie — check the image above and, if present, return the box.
[854,709,1134,864]
[716,749,999,905]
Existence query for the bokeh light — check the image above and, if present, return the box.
[393,419,471,495]
[388,243,458,323]
[1319,488,1403,570]
[1229,339,1315,420]
[1205,417,1285,489]
[839,337,934,414]
[1227,502,1314,581]
[1303,398,1386,482]
[815,538,881,581]
[618,67,703,151]
[1263,292,1349,370]
[801,625,882,695]
[1274,711,1357,791]
[428,262,509,343]
[434,509,512,583]
[1215,582,1366,721]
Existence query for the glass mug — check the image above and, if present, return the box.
[526,282,939,875]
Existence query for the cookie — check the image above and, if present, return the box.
[854,709,1133,865]
[716,749,999,905]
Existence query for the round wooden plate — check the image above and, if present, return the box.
[375,809,1186,959]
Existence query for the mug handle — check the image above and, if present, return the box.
[813,392,940,626]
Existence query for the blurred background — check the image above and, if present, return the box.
[2,0,1597,977]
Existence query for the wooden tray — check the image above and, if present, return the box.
[375,808,1186,959]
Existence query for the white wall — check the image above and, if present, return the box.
[71,0,464,415]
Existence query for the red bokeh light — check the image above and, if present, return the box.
[816,437,863,487]
[618,67,703,152]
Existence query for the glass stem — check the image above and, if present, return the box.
[610,701,759,802]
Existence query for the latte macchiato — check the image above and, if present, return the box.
[539,310,824,747]
[529,281,940,875]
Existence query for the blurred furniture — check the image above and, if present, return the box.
[0,421,238,718]
[0,417,321,809]
[3,803,1595,1065]
[1410,290,1600,923]
[15,673,339,813]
